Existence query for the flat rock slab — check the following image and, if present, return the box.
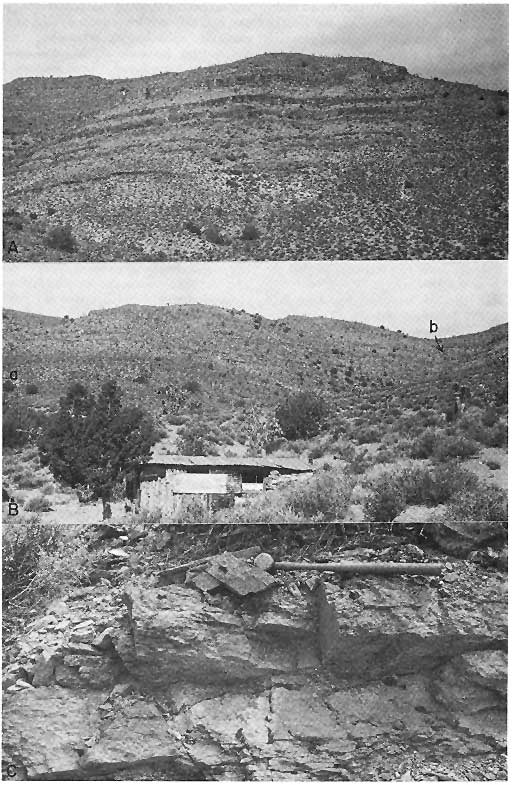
[205,553,276,596]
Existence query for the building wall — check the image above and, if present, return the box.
[139,469,242,515]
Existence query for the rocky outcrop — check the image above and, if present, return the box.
[3,565,507,780]
[317,570,506,680]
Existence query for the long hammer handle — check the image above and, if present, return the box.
[273,560,443,576]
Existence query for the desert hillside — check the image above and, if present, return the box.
[3,304,507,426]
[3,53,508,261]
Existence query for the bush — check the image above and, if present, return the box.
[433,434,479,462]
[364,463,477,521]
[481,407,499,427]
[25,383,39,395]
[184,379,202,394]
[24,494,52,512]
[276,392,328,440]
[184,219,201,235]
[241,222,259,241]
[3,520,60,605]
[353,425,380,445]
[486,460,501,470]
[176,421,219,455]
[308,444,325,461]
[2,410,28,449]
[3,379,16,394]
[409,428,437,459]
[446,483,507,523]
[214,494,301,524]
[285,470,354,521]
[167,413,189,426]
[172,496,208,523]
[45,224,77,252]
[204,223,224,245]
[479,422,507,448]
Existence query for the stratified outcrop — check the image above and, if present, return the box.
[4,53,507,260]
[3,565,507,780]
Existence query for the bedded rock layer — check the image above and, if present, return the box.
[3,567,507,780]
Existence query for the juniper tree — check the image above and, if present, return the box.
[39,380,158,518]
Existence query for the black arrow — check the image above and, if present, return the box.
[434,335,444,353]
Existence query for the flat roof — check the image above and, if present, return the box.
[144,454,311,472]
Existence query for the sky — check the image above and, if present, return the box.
[3,3,509,89]
[3,260,507,338]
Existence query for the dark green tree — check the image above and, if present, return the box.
[39,380,158,518]
[275,392,328,440]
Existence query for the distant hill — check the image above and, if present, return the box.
[3,305,507,439]
[3,53,508,261]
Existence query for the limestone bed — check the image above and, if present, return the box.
[2,561,507,781]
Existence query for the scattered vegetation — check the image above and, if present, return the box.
[4,53,506,261]
[44,224,77,253]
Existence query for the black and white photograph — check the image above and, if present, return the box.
[2,2,508,782]
[3,4,508,261]
[2,261,507,780]
[2,260,508,527]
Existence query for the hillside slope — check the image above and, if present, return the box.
[3,304,507,431]
[3,53,508,261]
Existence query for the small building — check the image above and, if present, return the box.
[134,454,311,517]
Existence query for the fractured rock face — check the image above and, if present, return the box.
[317,574,507,680]
[432,650,507,748]
[3,576,507,780]
[3,686,105,779]
[115,583,320,685]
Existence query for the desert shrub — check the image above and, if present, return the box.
[176,421,219,455]
[45,224,77,252]
[364,463,476,521]
[25,383,39,395]
[308,444,325,461]
[433,433,479,462]
[409,428,437,459]
[12,471,46,489]
[347,451,373,475]
[353,425,380,444]
[276,392,328,440]
[3,411,27,449]
[241,222,259,241]
[214,494,300,524]
[479,422,507,448]
[47,207,56,216]
[285,470,354,521]
[486,460,501,470]
[204,223,224,244]
[167,413,189,426]
[374,448,395,464]
[29,212,38,220]
[184,219,201,235]
[3,520,61,605]
[445,483,507,523]
[184,379,202,394]
[172,496,208,523]
[3,379,16,394]
[481,407,499,427]
[24,494,52,512]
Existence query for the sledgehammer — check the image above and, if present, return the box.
[254,553,443,577]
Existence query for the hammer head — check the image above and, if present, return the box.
[254,552,275,572]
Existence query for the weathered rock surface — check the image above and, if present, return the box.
[3,570,507,780]
[115,583,320,685]
[318,571,506,679]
